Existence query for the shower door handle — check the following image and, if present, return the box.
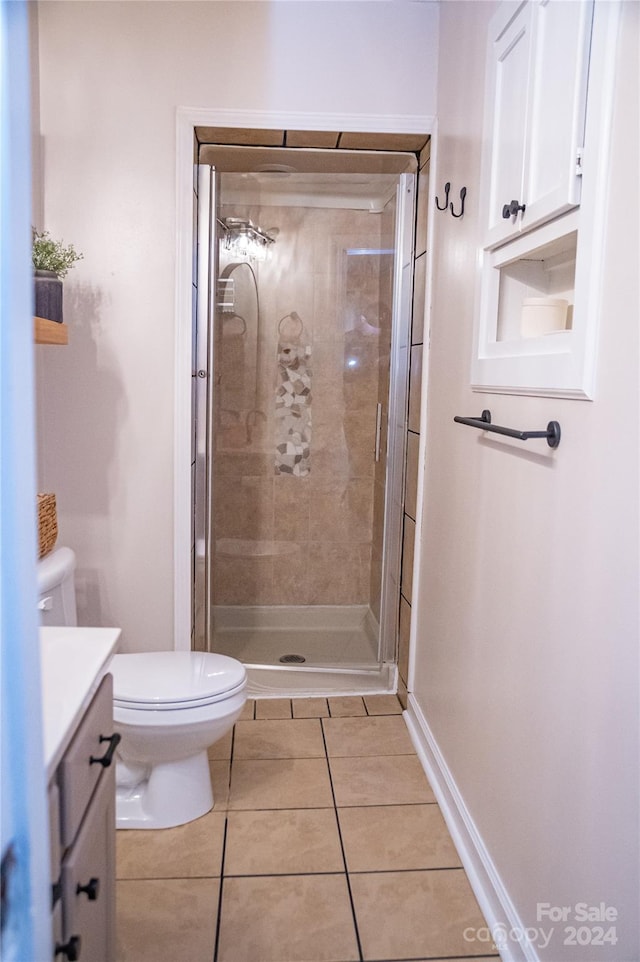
[374,403,383,463]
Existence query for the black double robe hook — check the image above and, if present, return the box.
[435,182,450,211]
[450,187,467,218]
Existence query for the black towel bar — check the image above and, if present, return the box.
[454,410,561,448]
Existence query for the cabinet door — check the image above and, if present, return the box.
[58,675,114,848]
[484,0,593,249]
[61,769,115,962]
[52,901,64,955]
[48,782,61,888]
[485,1,533,245]
[522,0,593,232]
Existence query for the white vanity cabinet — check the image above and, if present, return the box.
[483,0,594,249]
[50,674,118,962]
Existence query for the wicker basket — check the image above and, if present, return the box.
[37,493,58,559]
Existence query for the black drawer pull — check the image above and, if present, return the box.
[89,732,121,768]
[76,877,100,901]
[55,935,81,960]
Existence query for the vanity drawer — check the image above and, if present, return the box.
[58,674,118,848]
[61,765,115,962]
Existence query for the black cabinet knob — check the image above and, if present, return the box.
[76,877,100,901]
[89,732,121,768]
[502,199,526,219]
[51,877,62,909]
[55,935,81,960]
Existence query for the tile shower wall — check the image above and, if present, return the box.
[398,141,430,706]
[212,201,393,608]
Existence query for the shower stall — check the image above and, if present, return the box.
[193,146,416,695]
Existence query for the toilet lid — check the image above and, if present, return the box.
[110,652,246,709]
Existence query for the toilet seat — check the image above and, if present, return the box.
[110,651,246,711]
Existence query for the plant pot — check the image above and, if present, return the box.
[34,269,63,323]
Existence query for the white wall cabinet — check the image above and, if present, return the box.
[473,0,620,399]
[484,0,594,250]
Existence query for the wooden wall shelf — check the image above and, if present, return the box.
[34,316,68,345]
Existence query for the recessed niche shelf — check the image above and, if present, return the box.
[496,230,577,342]
[472,208,600,399]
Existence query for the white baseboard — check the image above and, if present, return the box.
[404,693,539,962]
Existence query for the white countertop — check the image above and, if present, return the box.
[40,626,121,778]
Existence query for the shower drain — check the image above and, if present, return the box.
[279,653,306,664]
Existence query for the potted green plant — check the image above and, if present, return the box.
[32,228,83,324]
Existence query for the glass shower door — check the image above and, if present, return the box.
[194,164,415,684]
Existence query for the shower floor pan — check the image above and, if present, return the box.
[211,604,396,697]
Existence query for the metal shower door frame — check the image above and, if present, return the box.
[378,172,416,667]
[193,164,219,652]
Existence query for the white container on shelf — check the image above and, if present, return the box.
[521,297,569,337]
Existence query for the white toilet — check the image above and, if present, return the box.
[38,546,247,830]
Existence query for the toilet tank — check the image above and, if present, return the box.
[37,546,78,627]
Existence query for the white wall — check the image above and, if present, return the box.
[412,2,639,958]
[34,1,438,651]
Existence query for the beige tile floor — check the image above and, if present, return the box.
[116,695,498,962]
